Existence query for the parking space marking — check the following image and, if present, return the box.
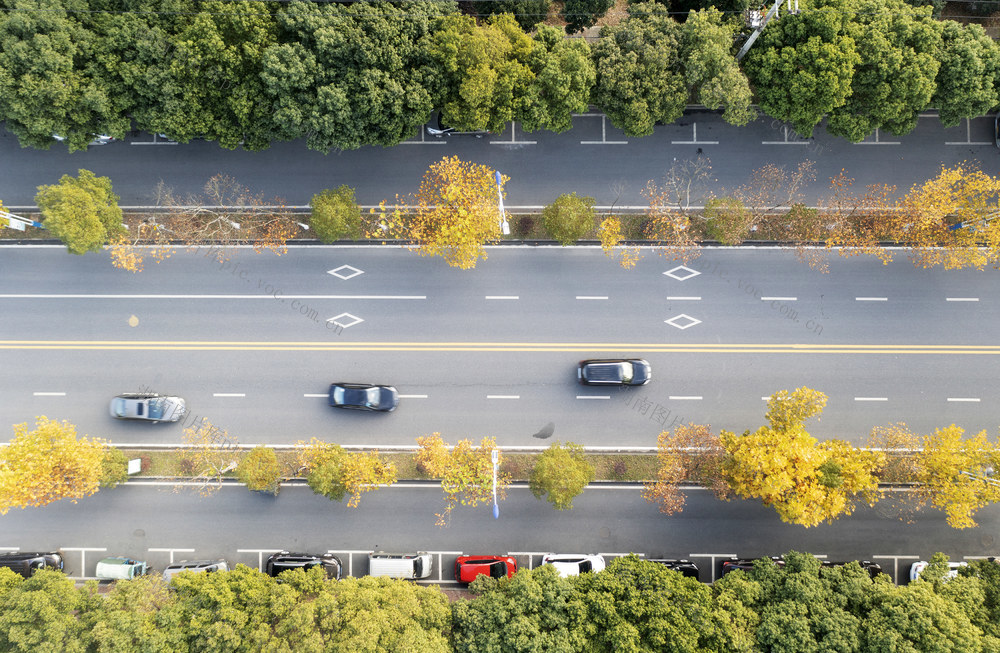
[148,547,195,564]
[507,551,552,570]
[490,123,537,145]
[947,397,981,402]
[580,114,628,145]
[33,391,66,396]
[62,547,107,579]
[237,548,284,571]
[326,550,374,577]
[872,554,920,584]
[671,123,718,145]
[763,125,813,145]
[577,395,610,400]
[687,553,738,583]
[854,129,900,145]
[945,118,992,146]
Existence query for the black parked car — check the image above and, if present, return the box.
[265,552,343,580]
[648,558,700,579]
[328,383,398,412]
[0,551,64,578]
[722,556,883,579]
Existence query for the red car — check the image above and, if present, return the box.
[455,555,517,583]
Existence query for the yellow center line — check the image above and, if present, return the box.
[1,341,999,354]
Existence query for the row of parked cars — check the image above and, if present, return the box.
[8,550,959,584]
[108,359,653,423]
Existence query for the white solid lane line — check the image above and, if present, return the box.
[33,392,66,396]
[213,393,246,398]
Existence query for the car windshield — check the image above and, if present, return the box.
[112,398,128,417]
[620,363,634,383]
[147,398,166,419]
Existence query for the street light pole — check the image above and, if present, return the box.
[494,171,510,236]
[491,448,499,519]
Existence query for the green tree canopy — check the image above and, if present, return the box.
[680,8,755,126]
[577,555,728,652]
[427,13,538,133]
[562,0,615,34]
[932,21,1000,128]
[310,186,362,243]
[34,168,124,255]
[0,570,86,653]
[591,3,687,137]
[452,564,589,651]
[473,0,551,31]
[527,25,596,133]
[154,0,278,149]
[0,0,119,151]
[541,194,596,246]
[529,441,596,509]
[263,1,450,152]
[742,0,860,138]
[826,0,942,142]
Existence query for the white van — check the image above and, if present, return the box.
[367,552,433,580]
[96,557,147,580]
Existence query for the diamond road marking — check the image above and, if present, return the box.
[327,265,364,280]
[664,314,702,330]
[327,313,364,329]
[663,266,701,281]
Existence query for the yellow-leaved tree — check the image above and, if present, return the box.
[597,216,641,269]
[415,434,509,526]
[374,156,506,269]
[899,163,1000,269]
[720,388,884,527]
[0,417,108,514]
[297,438,397,508]
[914,424,1000,529]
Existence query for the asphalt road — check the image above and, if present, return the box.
[1,110,997,208]
[3,482,997,586]
[1,246,997,446]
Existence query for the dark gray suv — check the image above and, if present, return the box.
[578,359,651,386]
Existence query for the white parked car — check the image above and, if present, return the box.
[52,133,115,146]
[909,560,967,582]
[162,559,229,583]
[541,553,606,577]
